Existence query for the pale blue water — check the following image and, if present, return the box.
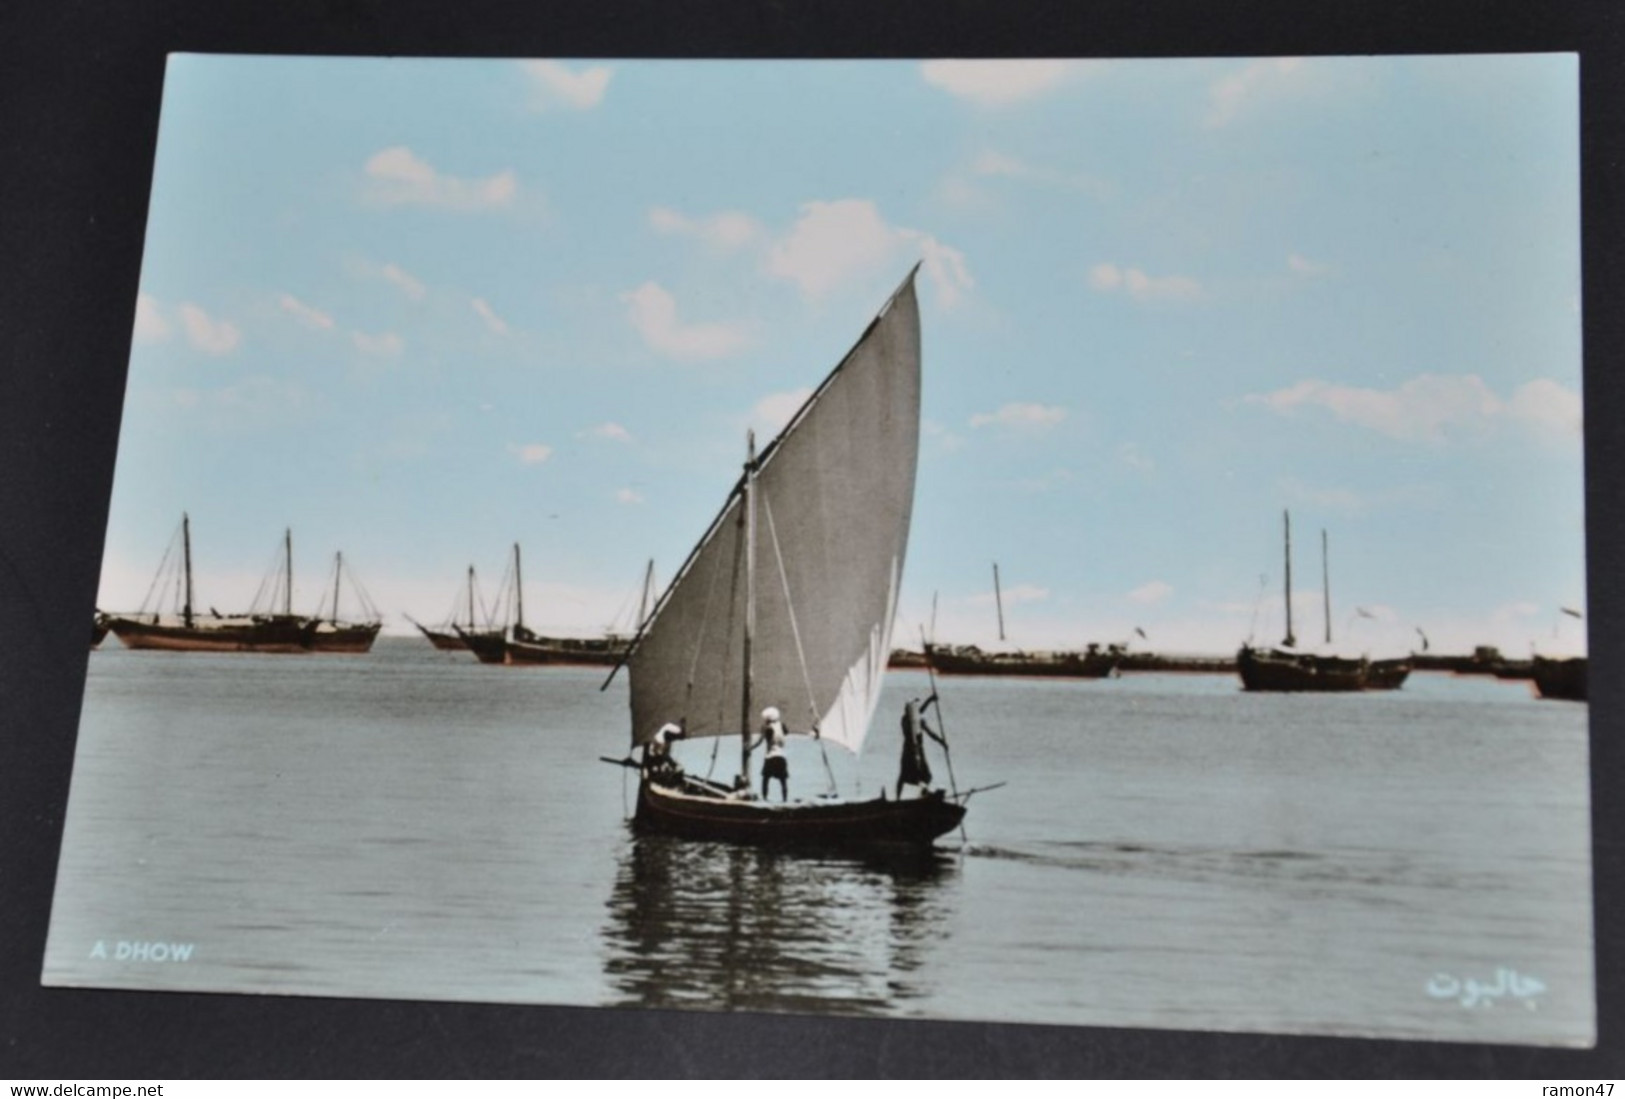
[44,640,1594,1045]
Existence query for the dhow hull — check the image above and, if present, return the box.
[1236,646,1368,692]
[634,779,965,849]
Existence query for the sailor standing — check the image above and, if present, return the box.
[757,707,790,801]
[896,694,946,798]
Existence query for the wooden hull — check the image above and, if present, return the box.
[1364,658,1413,691]
[925,643,1120,679]
[415,624,467,651]
[456,627,510,664]
[1236,646,1368,692]
[1531,657,1587,701]
[504,635,626,666]
[634,777,965,849]
[107,615,312,653]
[305,622,382,653]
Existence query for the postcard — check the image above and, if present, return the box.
[48,54,1590,1047]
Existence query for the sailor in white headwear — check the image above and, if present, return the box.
[646,721,685,784]
[756,706,789,801]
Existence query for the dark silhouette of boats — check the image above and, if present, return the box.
[1364,658,1413,691]
[1237,645,1367,692]
[303,551,382,653]
[1531,656,1587,701]
[1237,514,1370,692]
[923,564,1123,679]
[455,543,533,664]
[408,565,495,651]
[1116,651,1237,674]
[506,633,626,665]
[502,560,652,666]
[454,545,639,666]
[106,517,313,653]
[924,641,1122,678]
[91,611,110,648]
[602,268,970,848]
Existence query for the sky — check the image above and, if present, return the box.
[102,54,1585,656]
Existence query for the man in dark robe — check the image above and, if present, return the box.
[896,693,946,798]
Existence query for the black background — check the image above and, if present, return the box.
[3,0,1621,1078]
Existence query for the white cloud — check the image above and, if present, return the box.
[521,60,612,110]
[381,263,427,301]
[615,487,644,505]
[1089,262,1202,302]
[1205,57,1306,128]
[1507,378,1583,438]
[920,60,1090,107]
[133,293,169,342]
[917,236,974,310]
[362,146,517,211]
[622,282,750,361]
[1128,580,1174,606]
[582,422,632,442]
[970,402,1067,431]
[177,303,241,355]
[768,200,898,299]
[766,199,973,308]
[649,206,764,251]
[1246,373,1582,445]
[751,388,814,437]
[1288,252,1331,277]
[471,297,510,336]
[278,293,335,330]
[351,330,405,357]
[512,443,554,465]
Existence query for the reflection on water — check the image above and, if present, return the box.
[601,831,960,1015]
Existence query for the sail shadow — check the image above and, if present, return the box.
[599,831,959,1015]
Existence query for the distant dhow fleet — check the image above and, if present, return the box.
[90,511,1585,702]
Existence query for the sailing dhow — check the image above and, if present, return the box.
[603,267,968,848]
[408,565,491,651]
[105,516,312,653]
[1237,513,1368,692]
[303,551,383,653]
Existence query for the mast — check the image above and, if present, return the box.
[993,562,1006,642]
[284,529,293,617]
[333,551,343,624]
[513,543,525,630]
[638,559,655,628]
[1282,510,1296,648]
[1321,528,1331,646]
[739,431,757,783]
[466,565,476,629]
[182,512,194,628]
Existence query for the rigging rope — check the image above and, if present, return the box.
[760,492,838,796]
[760,493,820,734]
[137,526,180,616]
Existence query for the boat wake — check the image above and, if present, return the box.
[961,839,1477,899]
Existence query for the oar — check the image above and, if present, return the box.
[917,622,977,848]
[919,624,959,799]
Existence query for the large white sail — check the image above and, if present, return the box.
[626,270,921,755]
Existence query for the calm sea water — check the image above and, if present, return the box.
[44,639,1594,1045]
